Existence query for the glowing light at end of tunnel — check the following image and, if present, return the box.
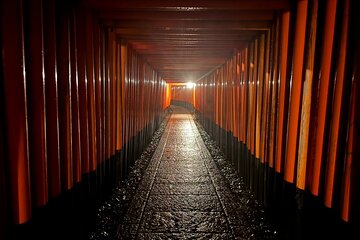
[186,82,195,89]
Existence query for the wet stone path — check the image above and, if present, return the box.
[116,109,275,239]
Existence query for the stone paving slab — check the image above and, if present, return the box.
[154,173,212,184]
[117,111,264,239]
[151,183,216,195]
[137,232,234,240]
[145,194,222,212]
[140,211,229,233]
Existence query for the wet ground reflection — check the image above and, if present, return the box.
[89,106,278,239]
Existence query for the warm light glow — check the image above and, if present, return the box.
[186,82,194,89]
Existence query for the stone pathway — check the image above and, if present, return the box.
[117,108,265,239]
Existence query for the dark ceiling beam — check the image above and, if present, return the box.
[114,28,264,35]
[147,61,230,67]
[134,47,243,50]
[143,51,235,56]
[145,57,227,61]
[135,50,241,55]
[162,73,205,75]
[155,66,226,71]
[130,43,248,48]
[102,20,271,30]
[152,62,228,65]
[160,71,206,74]
[96,10,274,21]
[155,62,226,66]
[84,0,289,11]
[134,51,235,56]
[129,39,249,44]
[119,35,256,42]
[80,0,285,83]
[160,72,210,78]
[114,31,258,38]
[159,67,223,71]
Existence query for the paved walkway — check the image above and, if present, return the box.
[118,108,253,239]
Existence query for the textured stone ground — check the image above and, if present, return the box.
[113,106,278,239]
[89,106,278,239]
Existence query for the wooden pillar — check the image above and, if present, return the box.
[1,0,32,224]
[242,48,249,148]
[215,71,219,126]
[69,9,82,184]
[76,7,90,176]
[102,29,112,160]
[100,26,107,181]
[250,40,258,157]
[107,29,113,160]
[120,43,127,148]
[275,9,291,173]
[0,6,10,230]
[269,16,280,168]
[324,0,352,208]
[56,2,73,191]
[0,107,9,238]
[247,43,254,153]
[296,0,319,190]
[85,10,97,173]
[311,0,338,196]
[261,30,271,165]
[255,34,265,160]
[111,33,117,157]
[235,52,241,141]
[93,22,102,168]
[341,10,360,221]
[24,0,48,207]
[116,42,123,151]
[219,69,223,131]
[43,0,61,198]
[284,0,308,184]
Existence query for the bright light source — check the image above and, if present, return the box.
[186,82,194,89]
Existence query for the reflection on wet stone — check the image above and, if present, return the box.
[155,173,211,184]
[138,232,234,240]
[146,194,222,212]
[151,183,216,195]
[90,106,278,240]
[140,211,229,233]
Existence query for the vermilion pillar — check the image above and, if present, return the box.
[57,3,73,191]
[269,17,280,168]
[94,21,103,168]
[76,7,90,176]
[324,0,352,208]
[255,34,265,160]
[311,0,338,196]
[70,10,82,184]
[1,0,31,224]
[284,0,308,184]
[116,42,123,151]
[341,18,360,221]
[275,9,290,174]
[261,31,271,165]
[120,43,127,147]
[43,0,61,198]
[24,0,48,207]
[296,0,319,190]
[85,10,97,173]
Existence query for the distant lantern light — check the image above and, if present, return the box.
[186,82,194,89]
